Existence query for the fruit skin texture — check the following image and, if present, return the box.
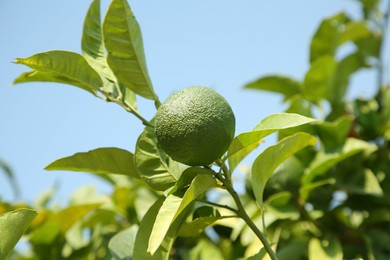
[155,86,235,166]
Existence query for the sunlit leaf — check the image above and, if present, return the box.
[135,126,180,191]
[355,30,381,58]
[303,55,337,102]
[103,0,158,102]
[148,173,217,255]
[31,204,100,244]
[309,12,348,62]
[302,138,377,184]
[244,75,302,101]
[329,52,369,106]
[133,198,189,259]
[45,147,139,179]
[227,113,317,171]
[247,248,267,260]
[82,0,138,109]
[339,22,371,45]
[82,0,111,80]
[314,115,354,150]
[170,167,215,194]
[14,51,102,95]
[308,235,343,260]
[109,225,139,260]
[252,132,317,208]
[186,239,225,260]
[0,209,37,259]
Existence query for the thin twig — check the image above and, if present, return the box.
[197,199,238,214]
[216,159,278,260]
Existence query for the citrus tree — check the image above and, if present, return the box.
[1,0,390,259]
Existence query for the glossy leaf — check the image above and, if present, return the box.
[103,0,158,101]
[308,236,343,260]
[133,198,189,260]
[0,209,37,259]
[244,75,301,101]
[303,55,337,102]
[135,126,180,191]
[45,147,139,179]
[148,173,217,255]
[82,0,111,81]
[252,132,317,208]
[227,113,317,171]
[109,225,139,260]
[302,138,377,184]
[14,51,102,95]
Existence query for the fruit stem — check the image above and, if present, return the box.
[105,94,154,127]
[197,199,238,214]
[216,160,278,260]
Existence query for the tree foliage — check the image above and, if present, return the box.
[1,0,390,259]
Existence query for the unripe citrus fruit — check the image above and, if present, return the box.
[155,86,235,166]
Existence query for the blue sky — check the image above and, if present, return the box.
[0,1,385,203]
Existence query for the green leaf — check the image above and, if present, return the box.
[252,132,317,208]
[308,235,343,260]
[135,126,180,191]
[302,138,377,184]
[247,248,267,260]
[148,173,217,255]
[133,198,189,260]
[0,209,37,259]
[244,75,301,101]
[338,22,371,45]
[186,239,225,260]
[177,206,221,238]
[227,113,317,171]
[314,115,354,150]
[328,52,369,107]
[338,168,383,196]
[355,30,381,58]
[108,225,139,260]
[303,55,337,102]
[362,169,383,196]
[45,147,139,179]
[82,0,109,79]
[265,191,300,220]
[14,51,103,95]
[170,167,215,194]
[309,12,348,62]
[300,178,336,202]
[103,0,158,102]
[31,204,100,244]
